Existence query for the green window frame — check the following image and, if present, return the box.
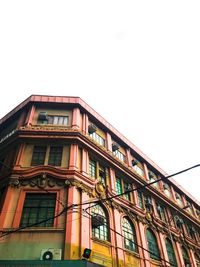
[48,146,63,166]
[166,239,178,267]
[146,229,160,261]
[31,146,46,166]
[122,217,137,252]
[91,205,109,241]
[89,159,96,178]
[182,247,190,266]
[116,178,122,195]
[20,193,56,227]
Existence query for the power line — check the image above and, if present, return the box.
[82,209,177,267]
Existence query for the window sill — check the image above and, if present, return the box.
[92,237,111,247]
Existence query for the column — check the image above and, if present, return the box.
[189,248,197,267]
[64,186,81,260]
[158,232,170,267]
[125,148,132,167]
[109,168,116,194]
[69,144,79,170]
[113,209,125,267]
[0,186,14,228]
[80,192,91,254]
[175,241,185,267]
[81,148,89,177]
[25,104,35,126]
[14,144,26,168]
[106,132,112,152]
[72,107,81,130]
[82,114,89,134]
[137,221,151,267]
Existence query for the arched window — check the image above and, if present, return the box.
[146,229,160,261]
[122,217,137,252]
[166,238,178,267]
[182,247,190,267]
[91,204,109,241]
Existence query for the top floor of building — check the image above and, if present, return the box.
[0,95,199,222]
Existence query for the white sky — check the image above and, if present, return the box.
[0,1,200,202]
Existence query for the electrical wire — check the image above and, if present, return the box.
[82,209,177,267]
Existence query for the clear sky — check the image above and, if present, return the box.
[0,1,200,202]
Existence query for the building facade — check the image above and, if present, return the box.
[0,95,200,267]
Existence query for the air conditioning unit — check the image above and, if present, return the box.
[92,214,105,228]
[38,112,48,121]
[88,123,97,134]
[112,142,119,152]
[40,249,62,260]
[132,159,139,167]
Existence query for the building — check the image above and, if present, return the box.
[0,95,200,267]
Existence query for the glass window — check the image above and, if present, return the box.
[89,159,96,178]
[89,132,105,147]
[113,150,125,162]
[124,182,131,201]
[137,191,144,208]
[132,161,144,177]
[166,239,178,267]
[48,146,63,166]
[182,247,190,267]
[46,115,68,126]
[99,165,106,185]
[20,193,56,227]
[116,178,122,195]
[163,182,171,197]
[31,146,46,166]
[157,204,166,222]
[175,192,183,207]
[91,205,109,241]
[122,217,137,252]
[149,172,159,188]
[146,229,160,261]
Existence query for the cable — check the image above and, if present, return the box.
[82,209,177,267]
[81,164,200,211]
[0,160,66,207]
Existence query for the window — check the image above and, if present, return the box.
[149,171,159,188]
[137,191,144,208]
[175,192,183,207]
[99,165,106,185]
[89,159,108,185]
[48,146,63,166]
[116,178,122,195]
[91,205,109,241]
[182,247,190,267]
[31,146,46,166]
[157,204,166,222]
[146,229,160,261]
[122,217,137,252]
[163,182,171,197]
[89,159,96,178]
[89,132,105,147]
[133,164,144,177]
[124,182,131,201]
[166,239,178,267]
[115,177,131,201]
[113,150,126,162]
[38,114,68,126]
[20,193,56,227]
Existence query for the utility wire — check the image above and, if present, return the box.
[82,209,176,267]
[1,161,200,241]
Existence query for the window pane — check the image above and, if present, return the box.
[89,159,96,178]
[48,146,63,166]
[116,178,122,195]
[91,205,109,241]
[146,229,160,260]
[20,193,56,227]
[166,239,178,267]
[89,132,105,147]
[31,146,46,166]
[122,218,137,252]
